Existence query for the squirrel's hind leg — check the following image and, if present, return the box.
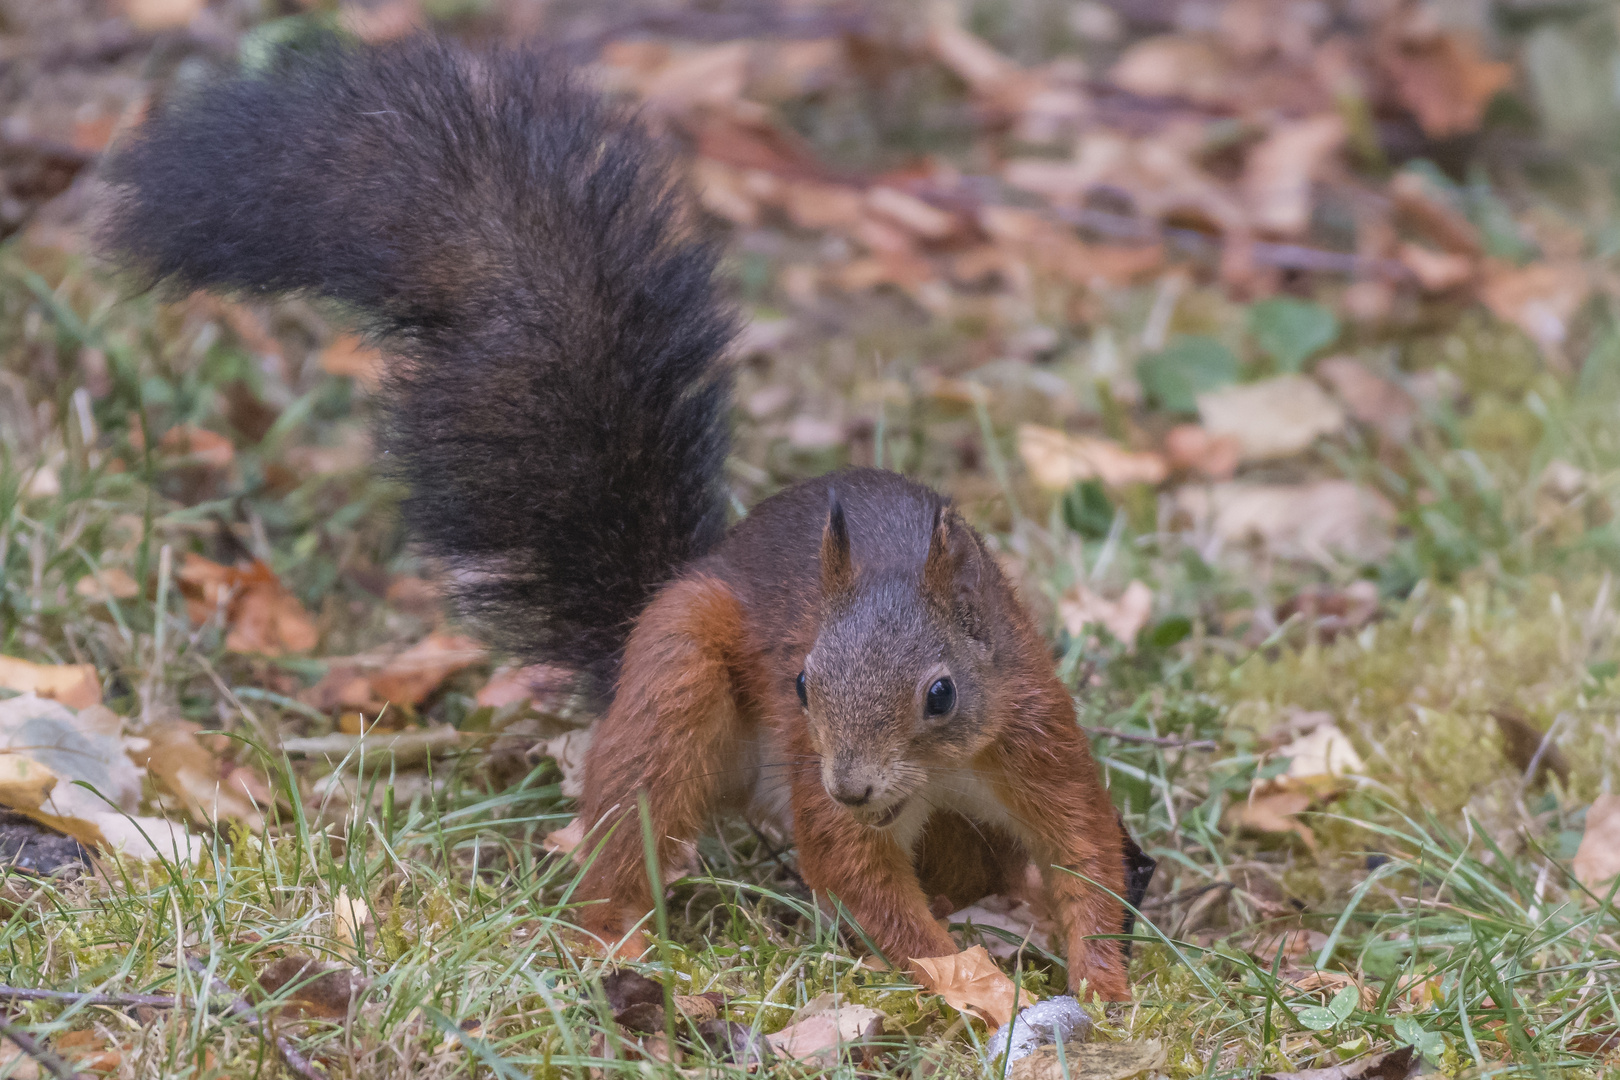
[572,572,747,953]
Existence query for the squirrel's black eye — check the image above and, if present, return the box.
[925,677,956,717]
[796,670,808,708]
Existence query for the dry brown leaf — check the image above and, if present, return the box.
[258,956,369,1019]
[1381,32,1513,138]
[333,884,371,959]
[158,424,235,469]
[368,632,484,706]
[177,555,319,656]
[866,186,957,241]
[338,0,421,43]
[1314,357,1416,443]
[1481,261,1590,358]
[1227,787,1316,848]
[0,1037,40,1079]
[1398,243,1475,292]
[56,1030,123,1074]
[136,719,266,830]
[1059,581,1154,649]
[1243,115,1346,237]
[1174,480,1396,564]
[1390,172,1483,256]
[475,662,574,711]
[640,42,750,116]
[1289,971,1378,1011]
[0,656,100,709]
[783,182,866,231]
[1491,708,1571,787]
[912,944,1020,1028]
[765,994,886,1060]
[1109,36,1230,105]
[542,816,585,857]
[123,0,201,30]
[927,17,1022,97]
[1164,425,1242,480]
[1260,1046,1416,1080]
[1010,1039,1167,1080]
[1574,794,1620,894]
[1018,425,1169,490]
[949,892,1055,959]
[75,567,140,604]
[1197,375,1347,462]
[320,333,385,389]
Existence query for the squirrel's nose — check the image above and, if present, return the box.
[832,784,874,807]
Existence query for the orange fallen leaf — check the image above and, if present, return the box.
[1574,794,1620,894]
[1399,243,1476,292]
[912,944,1021,1028]
[123,0,201,30]
[159,424,235,469]
[1381,31,1513,138]
[177,554,318,656]
[1481,261,1589,358]
[367,632,484,706]
[1164,424,1242,480]
[0,656,100,709]
[1018,425,1169,490]
[1059,581,1154,649]
[75,567,141,603]
[543,817,585,857]
[1227,787,1316,849]
[56,1029,122,1073]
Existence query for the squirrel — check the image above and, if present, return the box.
[99,36,1151,1000]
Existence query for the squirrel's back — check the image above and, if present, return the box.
[100,38,737,696]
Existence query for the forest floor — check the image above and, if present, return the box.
[0,0,1618,1076]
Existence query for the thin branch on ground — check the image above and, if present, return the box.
[185,959,323,1080]
[0,1014,89,1080]
[0,986,177,1009]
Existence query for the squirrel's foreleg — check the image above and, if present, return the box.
[574,573,746,951]
[991,718,1131,1001]
[789,756,958,975]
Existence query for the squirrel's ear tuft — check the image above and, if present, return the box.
[923,505,986,633]
[820,491,855,598]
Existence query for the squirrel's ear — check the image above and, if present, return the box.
[820,491,855,598]
[923,505,986,632]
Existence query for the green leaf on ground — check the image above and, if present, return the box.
[1248,298,1338,372]
[1137,336,1241,413]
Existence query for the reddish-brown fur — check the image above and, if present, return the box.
[575,467,1131,1000]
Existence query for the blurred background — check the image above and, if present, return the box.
[1,0,1620,1073]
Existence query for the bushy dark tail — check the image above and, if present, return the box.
[100,37,735,696]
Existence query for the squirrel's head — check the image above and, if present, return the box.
[797,494,998,829]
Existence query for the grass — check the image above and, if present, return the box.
[2,14,1620,1080]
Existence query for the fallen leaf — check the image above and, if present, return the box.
[927,17,1023,98]
[1243,116,1346,236]
[1010,1039,1167,1080]
[367,632,484,706]
[258,956,369,1019]
[1277,722,1366,785]
[0,754,58,813]
[1163,425,1242,480]
[1174,480,1396,564]
[1398,243,1475,292]
[55,1030,122,1073]
[638,42,750,116]
[1276,581,1382,640]
[134,720,266,830]
[912,944,1020,1028]
[333,885,371,958]
[538,728,591,799]
[1381,31,1513,138]
[319,333,385,389]
[1248,298,1340,373]
[1490,708,1571,788]
[75,567,140,604]
[1018,425,1169,490]
[866,187,957,241]
[0,696,202,863]
[542,817,585,857]
[1137,337,1242,415]
[1110,35,1230,105]
[765,994,886,1060]
[158,424,234,470]
[0,656,100,709]
[1573,794,1620,894]
[949,892,1055,959]
[338,0,421,43]
[1289,971,1378,1012]
[123,0,201,30]
[1390,172,1483,257]
[475,663,575,711]
[1059,581,1155,649]
[1314,357,1416,443]
[1481,261,1589,358]
[1260,1045,1416,1080]
[1227,787,1317,849]
[1197,375,1347,462]
[177,555,318,656]
[0,1037,40,1079]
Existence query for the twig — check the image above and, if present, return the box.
[184,959,322,1080]
[1083,726,1218,750]
[0,1013,89,1080]
[0,986,176,1009]
[1053,205,1414,281]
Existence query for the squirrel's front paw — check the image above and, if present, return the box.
[1067,943,1131,1002]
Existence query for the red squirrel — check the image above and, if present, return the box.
[99,35,1150,1000]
